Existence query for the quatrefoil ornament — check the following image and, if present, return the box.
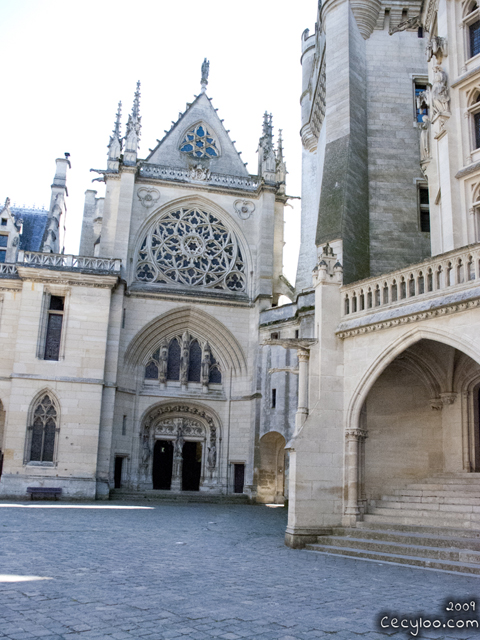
[234,199,255,220]
[137,187,160,208]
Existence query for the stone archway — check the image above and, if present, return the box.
[345,338,480,518]
[139,404,220,493]
[257,431,286,504]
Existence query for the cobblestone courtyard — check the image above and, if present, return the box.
[0,502,479,640]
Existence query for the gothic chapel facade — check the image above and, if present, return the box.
[0,65,292,500]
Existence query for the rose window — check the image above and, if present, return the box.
[180,124,219,158]
[135,207,246,292]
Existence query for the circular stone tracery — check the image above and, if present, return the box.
[135,207,246,292]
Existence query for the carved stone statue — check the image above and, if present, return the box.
[201,58,210,89]
[159,345,168,384]
[419,116,430,160]
[174,426,185,458]
[207,444,216,468]
[189,165,211,181]
[141,433,151,466]
[180,331,190,385]
[201,343,211,386]
[431,65,450,115]
[426,36,447,63]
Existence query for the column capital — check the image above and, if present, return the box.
[345,428,368,441]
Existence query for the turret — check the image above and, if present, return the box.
[41,156,69,254]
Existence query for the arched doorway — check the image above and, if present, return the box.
[139,404,220,492]
[347,338,480,517]
[257,431,286,504]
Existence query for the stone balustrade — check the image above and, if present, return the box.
[139,164,260,191]
[0,263,18,276]
[341,243,480,318]
[17,251,121,273]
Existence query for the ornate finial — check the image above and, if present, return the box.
[114,101,122,137]
[4,197,11,210]
[108,101,122,163]
[201,58,210,93]
[124,81,142,164]
[276,129,284,162]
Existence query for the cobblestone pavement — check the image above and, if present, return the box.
[0,501,479,640]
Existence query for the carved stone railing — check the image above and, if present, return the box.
[341,244,480,319]
[17,251,121,273]
[139,164,260,191]
[0,263,18,276]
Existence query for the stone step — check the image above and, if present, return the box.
[356,520,480,538]
[403,483,480,492]
[109,489,251,504]
[376,499,480,512]
[312,534,480,564]
[342,527,480,550]
[370,505,480,519]
[382,489,480,505]
[304,543,480,575]
[363,511,480,529]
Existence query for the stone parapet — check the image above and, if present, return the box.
[339,243,480,336]
[139,164,260,192]
[17,251,121,274]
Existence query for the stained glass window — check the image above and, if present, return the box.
[188,340,202,382]
[135,207,246,293]
[30,395,57,462]
[470,19,480,58]
[209,354,222,384]
[180,124,219,158]
[44,296,64,361]
[145,348,160,379]
[475,112,480,149]
[167,339,181,380]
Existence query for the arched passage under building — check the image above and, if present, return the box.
[347,338,480,517]
[257,431,286,504]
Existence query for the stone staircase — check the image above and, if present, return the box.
[305,474,480,574]
[109,488,251,504]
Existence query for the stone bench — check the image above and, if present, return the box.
[26,487,62,500]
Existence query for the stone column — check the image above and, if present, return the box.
[171,422,184,491]
[344,429,367,519]
[295,349,310,433]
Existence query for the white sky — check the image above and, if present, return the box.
[0,0,315,283]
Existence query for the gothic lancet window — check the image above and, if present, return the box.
[144,338,222,386]
[145,348,160,380]
[28,394,58,463]
[167,339,181,381]
[470,20,480,58]
[180,124,219,158]
[209,353,222,384]
[44,296,64,361]
[188,340,202,382]
[135,207,246,293]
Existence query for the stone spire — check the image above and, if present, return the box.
[275,129,287,193]
[107,101,122,171]
[201,58,210,93]
[124,81,141,166]
[257,111,276,181]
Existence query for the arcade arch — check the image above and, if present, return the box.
[345,338,480,516]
